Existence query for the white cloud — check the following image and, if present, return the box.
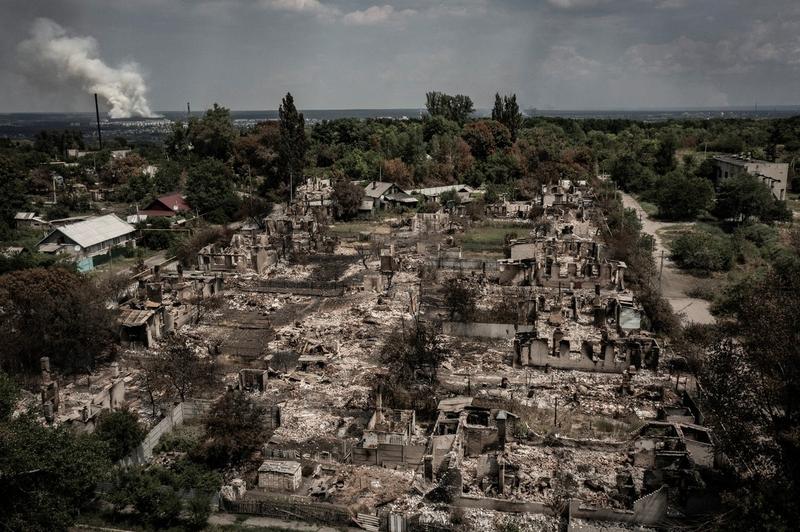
[546,0,610,9]
[261,0,340,18]
[342,5,415,26]
[621,20,800,77]
[542,45,604,81]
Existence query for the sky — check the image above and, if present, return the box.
[1,0,800,112]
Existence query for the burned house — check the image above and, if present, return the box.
[40,357,130,433]
[498,235,626,291]
[362,405,416,448]
[119,270,224,347]
[197,232,276,275]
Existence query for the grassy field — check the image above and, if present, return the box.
[633,194,659,217]
[458,222,529,254]
[786,192,800,214]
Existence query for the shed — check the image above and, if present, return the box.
[257,460,302,491]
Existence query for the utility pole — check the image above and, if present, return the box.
[94,93,103,150]
[289,171,293,206]
[554,397,558,428]
[659,250,664,290]
[52,175,57,204]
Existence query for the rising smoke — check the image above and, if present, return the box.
[18,18,156,119]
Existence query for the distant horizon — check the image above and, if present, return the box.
[2,103,800,116]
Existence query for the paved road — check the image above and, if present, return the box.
[620,193,715,325]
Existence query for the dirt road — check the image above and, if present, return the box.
[620,193,715,325]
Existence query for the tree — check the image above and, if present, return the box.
[331,178,365,220]
[443,277,477,321]
[380,320,446,384]
[654,171,714,220]
[0,268,116,374]
[94,409,147,462]
[714,173,791,223]
[491,93,523,140]
[98,152,147,186]
[202,390,269,467]
[139,216,174,250]
[186,158,240,223]
[234,121,281,185]
[108,466,182,528]
[153,161,185,194]
[483,184,500,205]
[695,252,800,529]
[334,149,374,181]
[150,335,215,402]
[0,413,111,531]
[382,158,413,188]
[609,153,656,192]
[654,133,678,174]
[188,104,237,161]
[422,115,460,142]
[0,154,29,230]
[33,129,84,158]
[0,371,19,421]
[438,188,460,207]
[425,91,474,124]
[278,93,307,196]
[461,120,512,160]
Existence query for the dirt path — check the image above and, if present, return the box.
[209,513,362,531]
[620,193,715,325]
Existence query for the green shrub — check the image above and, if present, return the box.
[670,230,734,273]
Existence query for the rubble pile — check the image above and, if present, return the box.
[31,178,716,530]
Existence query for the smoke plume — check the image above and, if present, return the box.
[18,18,156,118]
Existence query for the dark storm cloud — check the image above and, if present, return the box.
[1,0,799,111]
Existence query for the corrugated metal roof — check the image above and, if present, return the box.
[363,181,396,199]
[55,214,135,249]
[119,309,155,327]
[410,184,475,196]
[385,192,418,203]
[258,460,301,474]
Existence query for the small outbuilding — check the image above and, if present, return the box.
[257,460,302,492]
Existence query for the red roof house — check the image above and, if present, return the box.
[140,193,191,217]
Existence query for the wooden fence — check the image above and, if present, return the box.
[351,443,426,468]
[221,493,352,527]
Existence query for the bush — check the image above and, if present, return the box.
[139,217,174,250]
[171,226,233,266]
[94,409,147,462]
[670,230,734,273]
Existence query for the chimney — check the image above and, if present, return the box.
[40,357,51,383]
[43,402,54,423]
[375,389,384,424]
